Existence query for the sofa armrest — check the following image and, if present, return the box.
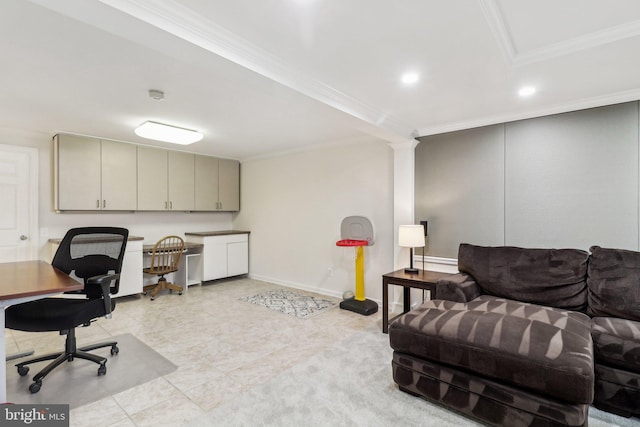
[434,273,481,302]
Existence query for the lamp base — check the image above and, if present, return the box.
[404,268,419,274]
[339,298,378,316]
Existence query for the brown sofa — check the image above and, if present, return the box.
[389,243,640,426]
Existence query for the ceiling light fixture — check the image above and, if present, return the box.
[518,86,537,97]
[134,121,203,145]
[401,72,419,86]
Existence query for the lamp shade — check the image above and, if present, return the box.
[398,225,425,248]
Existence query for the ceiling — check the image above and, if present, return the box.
[3,0,640,160]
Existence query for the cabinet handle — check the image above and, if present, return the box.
[165,201,168,209]
[170,201,173,209]
[96,200,100,208]
[103,200,106,208]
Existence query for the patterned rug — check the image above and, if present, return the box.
[240,289,338,319]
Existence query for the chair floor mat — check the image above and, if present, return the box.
[5,333,177,408]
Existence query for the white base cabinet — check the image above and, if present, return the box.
[185,232,249,282]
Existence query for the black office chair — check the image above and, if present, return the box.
[5,227,128,394]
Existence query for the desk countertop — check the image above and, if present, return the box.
[143,241,203,252]
[185,230,250,237]
[0,260,83,301]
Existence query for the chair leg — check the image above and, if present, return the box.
[79,340,119,355]
[31,353,72,383]
[165,282,183,293]
[143,283,157,292]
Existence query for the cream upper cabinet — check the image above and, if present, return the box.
[168,151,195,211]
[194,155,219,211]
[55,134,238,212]
[54,134,136,211]
[194,156,240,211]
[218,159,240,211]
[137,146,195,211]
[101,140,138,210]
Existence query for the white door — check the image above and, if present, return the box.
[0,145,38,262]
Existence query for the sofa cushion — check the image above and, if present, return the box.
[587,246,640,321]
[457,244,589,311]
[591,317,640,374]
[389,297,594,403]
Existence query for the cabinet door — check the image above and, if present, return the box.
[201,237,228,281]
[194,155,219,211]
[56,134,101,210]
[137,146,168,210]
[101,140,137,210]
[227,241,249,276]
[168,151,195,211]
[218,159,240,211]
[113,243,143,297]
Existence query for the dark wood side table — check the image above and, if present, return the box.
[382,269,453,333]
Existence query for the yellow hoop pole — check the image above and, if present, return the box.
[355,245,365,301]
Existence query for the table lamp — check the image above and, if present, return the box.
[399,224,425,274]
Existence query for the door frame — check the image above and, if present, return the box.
[0,144,39,260]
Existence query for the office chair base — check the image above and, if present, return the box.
[143,277,183,300]
[15,328,118,393]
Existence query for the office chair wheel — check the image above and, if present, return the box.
[17,366,29,376]
[111,345,119,355]
[97,364,107,376]
[29,381,42,394]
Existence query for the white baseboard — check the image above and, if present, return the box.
[248,257,458,315]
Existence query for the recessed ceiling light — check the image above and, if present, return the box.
[401,72,419,86]
[134,121,203,145]
[518,86,537,97]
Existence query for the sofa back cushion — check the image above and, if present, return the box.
[587,246,640,321]
[458,244,589,310]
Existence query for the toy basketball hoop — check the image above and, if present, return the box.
[336,216,378,316]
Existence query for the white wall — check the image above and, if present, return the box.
[0,127,233,259]
[233,138,395,301]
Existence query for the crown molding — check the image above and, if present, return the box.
[479,0,640,67]
[417,88,640,137]
[98,0,415,141]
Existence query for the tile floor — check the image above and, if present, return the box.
[4,278,382,426]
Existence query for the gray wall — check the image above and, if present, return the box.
[415,101,639,258]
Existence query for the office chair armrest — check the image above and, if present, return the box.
[87,273,120,318]
[86,273,120,286]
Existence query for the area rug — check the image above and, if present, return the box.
[5,333,177,409]
[188,326,640,427]
[240,289,338,319]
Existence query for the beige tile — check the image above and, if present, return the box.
[69,396,129,427]
[129,393,205,427]
[181,373,244,412]
[112,377,184,415]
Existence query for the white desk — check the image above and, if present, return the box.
[0,261,83,403]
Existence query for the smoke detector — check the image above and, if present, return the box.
[148,89,164,101]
